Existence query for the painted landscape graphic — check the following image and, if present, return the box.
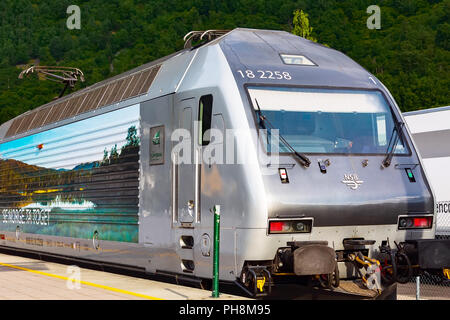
[0,105,140,243]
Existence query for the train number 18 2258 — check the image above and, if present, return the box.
[236,69,292,80]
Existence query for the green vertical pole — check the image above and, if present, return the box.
[212,205,220,298]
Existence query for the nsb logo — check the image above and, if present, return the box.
[342,174,364,190]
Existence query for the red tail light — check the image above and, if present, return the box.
[269,219,313,234]
[269,221,285,232]
[413,217,432,228]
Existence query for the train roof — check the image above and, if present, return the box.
[218,28,373,89]
[404,106,450,116]
[0,28,377,141]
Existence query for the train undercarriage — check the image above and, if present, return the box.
[236,238,450,299]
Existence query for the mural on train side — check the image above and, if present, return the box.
[0,105,140,243]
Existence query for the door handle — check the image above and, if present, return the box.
[172,152,179,223]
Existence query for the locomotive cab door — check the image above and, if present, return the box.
[173,95,213,227]
[173,98,197,226]
[172,95,215,276]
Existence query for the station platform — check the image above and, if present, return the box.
[0,252,248,300]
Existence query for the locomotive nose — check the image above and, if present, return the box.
[264,155,433,229]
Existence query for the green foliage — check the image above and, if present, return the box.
[292,9,317,42]
[102,148,109,166]
[125,125,139,147]
[0,0,448,123]
[109,144,119,163]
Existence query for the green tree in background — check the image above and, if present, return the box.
[292,9,317,42]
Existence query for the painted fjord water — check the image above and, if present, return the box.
[0,105,140,243]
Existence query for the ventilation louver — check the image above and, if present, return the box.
[6,64,161,138]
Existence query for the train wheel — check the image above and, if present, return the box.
[395,252,412,284]
[318,274,332,289]
[240,267,251,289]
[331,262,340,288]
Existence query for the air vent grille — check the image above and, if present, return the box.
[5,64,161,138]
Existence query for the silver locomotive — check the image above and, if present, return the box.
[0,28,448,299]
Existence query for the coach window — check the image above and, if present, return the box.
[198,95,213,146]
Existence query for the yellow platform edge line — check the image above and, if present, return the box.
[0,261,163,300]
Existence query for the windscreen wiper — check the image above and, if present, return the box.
[382,121,405,168]
[254,99,311,168]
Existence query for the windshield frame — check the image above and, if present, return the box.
[244,83,412,157]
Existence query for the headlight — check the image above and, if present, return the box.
[295,222,305,231]
[398,215,433,230]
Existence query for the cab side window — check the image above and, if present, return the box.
[198,95,213,146]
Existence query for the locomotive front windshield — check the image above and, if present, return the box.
[248,86,409,155]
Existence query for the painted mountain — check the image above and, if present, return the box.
[0,105,140,243]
